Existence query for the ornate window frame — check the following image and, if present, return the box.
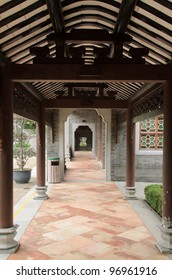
[135,116,163,155]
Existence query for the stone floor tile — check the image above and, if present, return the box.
[117,226,152,242]
[120,242,160,259]
[9,151,170,260]
[79,242,112,257]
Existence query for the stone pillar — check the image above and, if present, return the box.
[125,106,137,199]
[157,79,172,253]
[59,109,65,181]
[65,116,70,161]
[34,105,48,200]
[99,115,103,162]
[0,68,19,252]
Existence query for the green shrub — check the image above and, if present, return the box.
[144,184,162,216]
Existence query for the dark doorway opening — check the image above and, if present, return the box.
[75,126,92,151]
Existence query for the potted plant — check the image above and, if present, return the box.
[13,117,36,183]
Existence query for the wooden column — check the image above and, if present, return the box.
[0,68,19,252]
[157,79,172,252]
[34,105,48,200]
[125,105,137,199]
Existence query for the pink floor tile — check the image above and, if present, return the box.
[9,151,169,260]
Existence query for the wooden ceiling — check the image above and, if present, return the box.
[0,0,171,104]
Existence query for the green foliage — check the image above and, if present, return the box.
[14,142,30,148]
[24,120,36,131]
[79,137,87,147]
[144,184,162,216]
[13,117,36,170]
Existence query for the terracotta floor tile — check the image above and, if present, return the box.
[121,242,160,259]
[43,229,76,241]
[79,242,112,257]
[9,151,169,260]
[38,242,71,257]
[56,252,92,260]
[117,226,152,242]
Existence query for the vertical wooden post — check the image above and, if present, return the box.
[34,104,48,200]
[125,105,136,199]
[157,79,172,252]
[0,67,19,252]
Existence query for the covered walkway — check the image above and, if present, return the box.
[7,152,169,260]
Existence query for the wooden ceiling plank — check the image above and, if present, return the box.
[0,0,45,28]
[0,0,27,14]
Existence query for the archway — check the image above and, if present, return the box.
[75,126,92,151]
[50,108,112,181]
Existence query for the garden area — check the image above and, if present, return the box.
[13,116,36,183]
[144,184,162,216]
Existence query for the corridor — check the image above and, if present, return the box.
[9,152,168,260]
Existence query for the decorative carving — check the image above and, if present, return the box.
[14,87,41,119]
[30,46,50,63]
[132,88,164,119]
[30,30,149,65]
[54,83,117,100]
[129,47,149,64]
[106,91,117,99]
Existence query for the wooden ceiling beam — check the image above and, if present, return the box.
[42,98,129,109]
[47,29,123,44]
[8,64,170,83]
[115,0,138,34]
[46,0,65,33]
[65,82,108,88]
[109,0,138,58]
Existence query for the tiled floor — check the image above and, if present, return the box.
[13,178,36,205]
[9,151,169,260]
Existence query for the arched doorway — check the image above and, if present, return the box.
[75,125,92,151]
[57,108,111,180]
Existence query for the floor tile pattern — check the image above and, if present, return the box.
[9,152,169,260]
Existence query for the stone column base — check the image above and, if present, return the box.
[156,225,172,253]
[34,185,48,200]
[125,187,137,199]
[0,224,19,253]
[65,153,71,161]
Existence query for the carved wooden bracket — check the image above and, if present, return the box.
[14,87,41,120]
[132,88,164,118]
[54,83,117,100]
[30,30,149,65]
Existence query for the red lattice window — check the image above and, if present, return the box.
[139,116,163,150]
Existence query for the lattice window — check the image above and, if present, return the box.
[139,116,163,150]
